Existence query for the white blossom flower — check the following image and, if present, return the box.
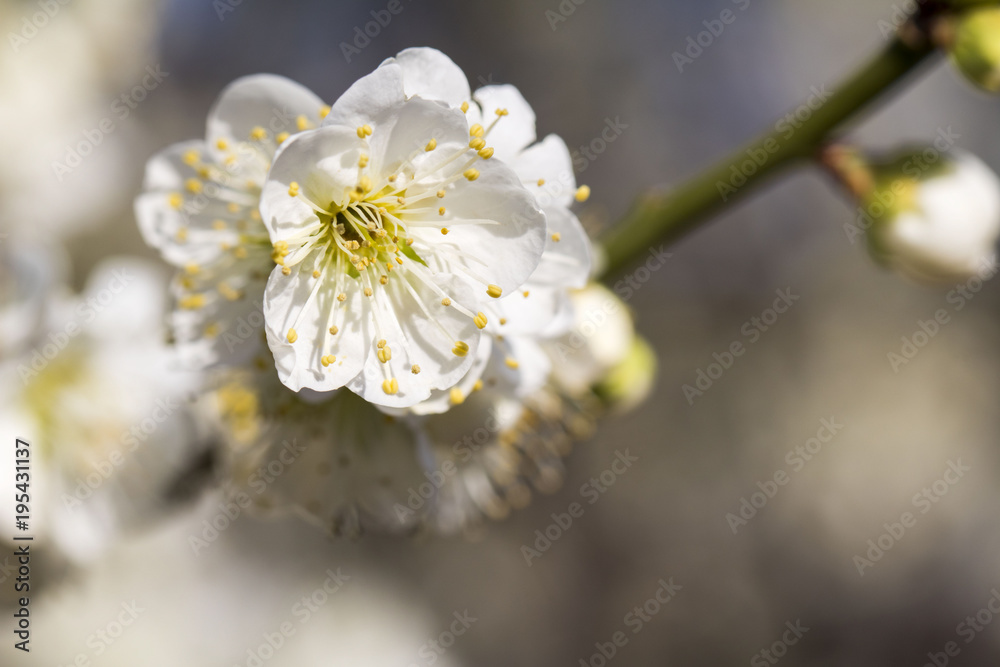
[136,74,330,368]
[0,258,211,563]
[260,63,545,407]
[864,150,1000,283]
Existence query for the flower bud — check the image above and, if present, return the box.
[594,336,657,414]
[863,150,1000,283]
[947,7,1000,92]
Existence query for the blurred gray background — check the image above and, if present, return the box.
[8,0,1000,664]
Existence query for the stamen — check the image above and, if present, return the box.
[474,312,488,329]
[487,284,503,298]
[287,328,298,343]
[575,185,591,202]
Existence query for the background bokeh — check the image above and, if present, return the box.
[4,0,1000,664]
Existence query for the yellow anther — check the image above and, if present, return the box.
[452,341,470,357]
[460,101,469,113]
[495,108,509,116]
[234,246,247,259]
[168,193,183,209]
[250,126,267,141]
[204,323,220,338]
[470,124,484,137]
[182,179,201,194]
[276,132,290,144]
[463,168,480,181]
[537,178,546,186]
[359,175,372,192]
[473,379,483,392]
[286,328,298,343]
[377,339,387,349]
[179,294,206,310]
[182,149,200,165]
[440,227,449,235]
[474,312,488,329]
[364,287,373,297]
[425,138,437,151]
[227,202,241,213]
[329,326,339,335]
[319,105,331,119]
[312,269,321,278]
[575,185,591,202]
[477,147,494,160]
[449,387,465,405]
[363,124,373,136]
[358,154,369,168]
[184,262,199,275]
[216,138,229,150]
[379,275,388,285]
[250,210,261,221]
[551,233,561,242]
[436,190,446,198]
[288,181,300,197]
[438,207,447,217]
[505,357,519,369]
[469,137,486,150]
[337,292,347,302]
[487,284,503,298]
[224,155,237,166]
[212,219,227,230]
[523,290,530,297]
[388,174,397,182]
[377,346,392,363]
[396,257,403,265]
[382,378,399,395]
[296,115,310,131]
[175,227,189,242]
[321,355,333,367]
[499,317,507,325]
[411,364,421,374]
[282,266,291,276]
[441,298,452,306]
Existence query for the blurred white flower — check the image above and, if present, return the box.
[0,257,213,564]
[863,150,1000,283]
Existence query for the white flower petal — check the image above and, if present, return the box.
[348,274,482,408]
[512,134,577,208]
[324,62,406,131]
[206,74,327,164]
[387,47,471,109]
[473,84,536,162]
[365,97,470,181]
[410,156,546,295]
[529,206,592,289]
[264,259,370,392]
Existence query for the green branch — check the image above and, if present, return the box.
[598,33,939,278]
